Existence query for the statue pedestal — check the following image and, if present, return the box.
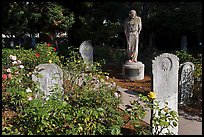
[122,61,145,81]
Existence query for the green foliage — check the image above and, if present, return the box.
[43,2,75,33]
[2,2,75,37]
[150,102,178,135]
[140,94,178,135]
[175,50,202,78]
[175,50,194,63]
[123,94,178,135]
[94,46,127,64]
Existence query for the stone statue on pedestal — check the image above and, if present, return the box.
[123,10,144,81]
[124,10,142,62]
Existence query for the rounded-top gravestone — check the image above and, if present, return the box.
[32,63,64,99]
[79,40,93,64]
[79,40,93,70]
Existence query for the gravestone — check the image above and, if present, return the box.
[31,37,36,48]
[179,62,195,105]
[122,61,144,81]
[32,63,64,100]
[79,40,93,70]
[152,53,179,135]
[181,36,187,51]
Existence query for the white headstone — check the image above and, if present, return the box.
[79,40,93,67]
[152,53,179,135]
[32,63,64,99]
[179,62,195,105]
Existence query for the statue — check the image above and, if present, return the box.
[124,10,142,62]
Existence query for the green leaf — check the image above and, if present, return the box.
[173,121,177,127]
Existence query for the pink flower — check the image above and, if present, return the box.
[53,47,57,51]
[2,74,7,80]
[35,53,40,57]
[7,73,12,79]
[47,43,52,47]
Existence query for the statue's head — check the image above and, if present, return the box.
[129,10,137,19]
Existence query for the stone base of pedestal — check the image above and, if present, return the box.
[122,61,145,81]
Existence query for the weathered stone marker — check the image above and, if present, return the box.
[152,53,179,135]
[122,61,144,81]
[179,62,195,105]
[79,40,93,70]
[32,63,64,100]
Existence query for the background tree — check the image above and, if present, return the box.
[2,2,75,38]
[2,2,202,52]
[144,2,202,51]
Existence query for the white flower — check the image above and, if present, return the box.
[19,65,24,69]
[17,60,21,64]
[15,71,19,75]
[12,61,18,65]
[45,97,49,101]
[6,68,11,73]
[28,96,33,101]
[9,55,13,59]
[114,92,121,98]
[106,76,109,80]
[26,87,32,93]
[9,55,17,61]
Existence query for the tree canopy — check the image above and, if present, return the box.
[2,2,75,37]
[2,2,202,50]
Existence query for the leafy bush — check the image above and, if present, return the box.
[126,93,178,135]
[2,42,61,70]
[175,50,202,79]
[94,46,127,65]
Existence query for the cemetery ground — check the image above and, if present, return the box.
[101,63,202,133]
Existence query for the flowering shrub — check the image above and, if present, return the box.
[33,42,61,66]
[2,47,125,135]
[2,42,61,70]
